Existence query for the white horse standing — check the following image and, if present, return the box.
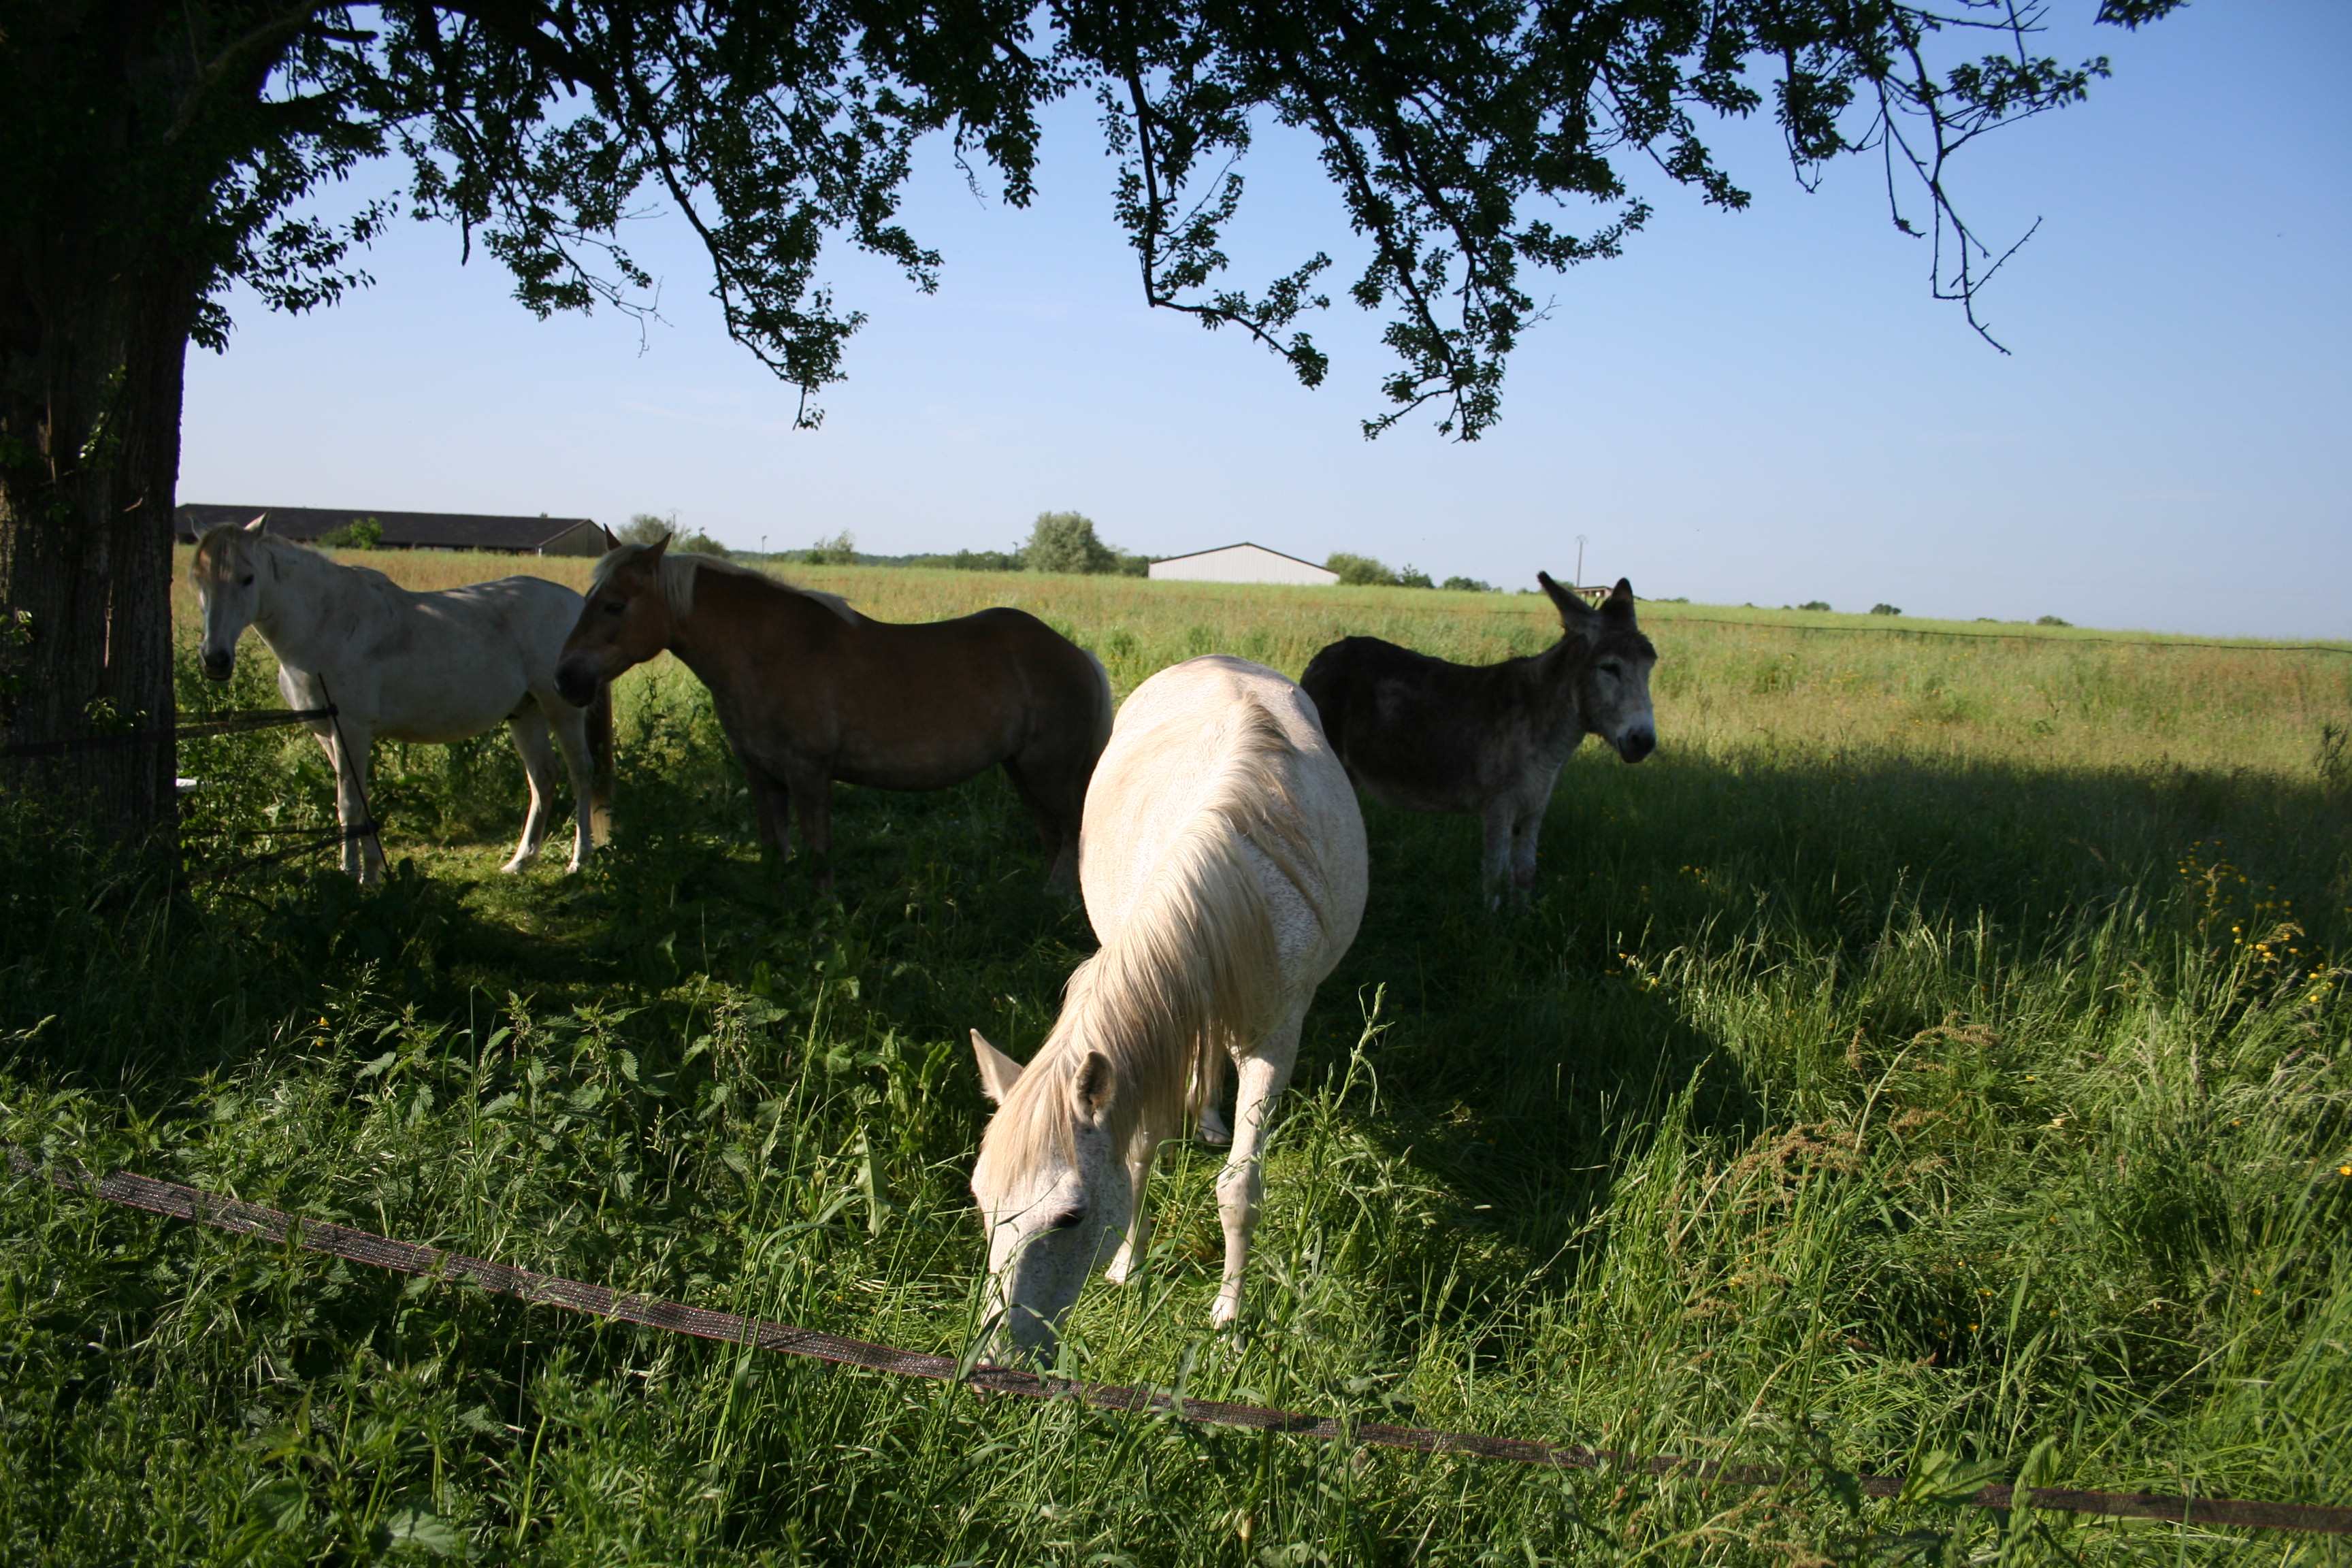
[190,519,611,882]
[968,655,1367,1358]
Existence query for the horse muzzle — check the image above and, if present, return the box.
[199,649,235,683]
[553,660,600,708]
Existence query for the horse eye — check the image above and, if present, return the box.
[1051,1209,1085,1230]
[603,599,626,615]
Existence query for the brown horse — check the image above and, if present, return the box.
[554,537,1111,888]
[1301,573,1656,903]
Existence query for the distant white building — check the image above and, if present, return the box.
[1148,542,1339,586]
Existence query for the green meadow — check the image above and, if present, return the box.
[4,555,2349,1564]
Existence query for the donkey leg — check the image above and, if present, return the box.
[542,697,599,872]
[1104,1130,1164,1286]
[1211,1012,1305,1330]
[1511,802,1546,895]
[1479,799,1517,908]
[502,705,561,872]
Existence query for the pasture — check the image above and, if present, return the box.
[3,549,2348,1565]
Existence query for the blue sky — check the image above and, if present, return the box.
[182,1,2351,638]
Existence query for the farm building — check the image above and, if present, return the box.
[1147,542,1338,586]
[174,504,607,556]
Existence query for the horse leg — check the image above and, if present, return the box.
[502,704,560,872]
[787,769,834,889]
[1211,1009,1305,1330]
[323,721,383,883]
[746,769,791,857]
[1103,1129,1164,1286]
[541,697,598,872]
[1000,754,1080,893]
[1194,1047,1232,1146]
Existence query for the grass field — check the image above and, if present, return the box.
[4,550,2349,1565]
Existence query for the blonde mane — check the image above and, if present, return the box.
[589,542,860,626]
[975,694,1320,1183]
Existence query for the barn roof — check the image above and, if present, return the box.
[1149,542,1329,571]
[174,504,599,553]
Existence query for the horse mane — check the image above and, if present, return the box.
[192,523,397,591]
[589,542,860,626]
[976,693,1319,1182]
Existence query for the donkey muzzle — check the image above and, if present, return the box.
[1617,726,1656,763]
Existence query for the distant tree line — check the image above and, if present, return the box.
[1326,553,1494,592]
[772,512,1151,576]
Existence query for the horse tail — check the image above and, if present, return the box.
[587,681,615,840]
[1069,692,1316,1140]
[1083,649,1114,760]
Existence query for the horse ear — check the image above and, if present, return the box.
[244,514,267,534]
[644,532,672,563]
[1071,1051,1113,1124]
[1602,578,1637,619]
[971,1030,1024,1104]
[1539,570,1597,628]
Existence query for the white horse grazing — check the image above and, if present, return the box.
[968,655,1368,1358]
[190,519,611,882]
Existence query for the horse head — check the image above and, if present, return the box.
[967,1028,1132,1361]
[556,535,675,707]
[1540,572,1658,763]
[189,516,271,681]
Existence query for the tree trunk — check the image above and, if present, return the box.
[0,248,198,853]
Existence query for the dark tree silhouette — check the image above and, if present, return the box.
[0,0,2177,843]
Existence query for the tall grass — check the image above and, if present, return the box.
[2,559,2345,1563]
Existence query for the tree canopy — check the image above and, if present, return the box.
[0,0,2180,839]
[20,0,2180,443]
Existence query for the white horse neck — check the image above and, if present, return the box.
[248,538,397,670]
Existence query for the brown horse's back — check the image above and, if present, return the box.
[683,568,1110,886]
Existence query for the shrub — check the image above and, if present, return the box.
[1799,600,1831,612]
[800,529,860,566]
[317,517,382,549]
[1441,576,1494,593]
[1326,552,1399,586]
[623,511,730,557]
[1022,511,1117,574]
[1395,565,1434,589]
[911,549,1025,572]
[1869,602,1902,616]
[2037,614,2072,627]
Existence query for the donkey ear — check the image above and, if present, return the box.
[244,513,267,534]
[600,523,622,551]
[1538,570,1597,627]
[1071,1051,1114,1124]
[1601,578,1637,619]
[971,1029,1024,1104]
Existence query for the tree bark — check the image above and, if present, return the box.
[0,240,199,851]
